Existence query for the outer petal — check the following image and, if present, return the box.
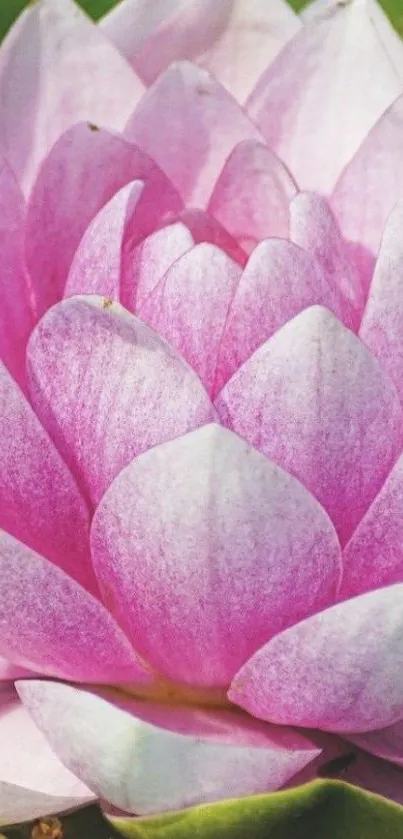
[124,61,262,207]
[0,530,149,684]
[138,244,242,395]
[26,123,182,318]
[0,0,144,194]
[91,424,341,687]
[331,95,403,293]
[216,306,403,544]
[0,360,96,594]
[215,239,358,394]
[198,0,300,104]
[339,454,403,600]
[65,181,144,300]
[27,296,216,508]
[17,680,320,815]
[101,0,299,102]
[229,584,403,733]
[246,0,403,194]
[289,191,364,320]
[101,0,233,85]
[207,140,298,253]
[360,200,403,401]
[0,157,33,391]
[0,690,93,825]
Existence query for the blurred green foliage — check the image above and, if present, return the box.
[0,0,402,41]
[110,781,403,839]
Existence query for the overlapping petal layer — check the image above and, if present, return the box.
[0,689,93,824]
[91,424,341,686]
[17,681,320,814]
[217,306,403,544]
[0,0,144,193]
[1,0,403,821]
[27,296,216,507]
[247,0,403,193]
[230,584,403,733]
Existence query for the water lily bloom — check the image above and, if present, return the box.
[3,0,403,824]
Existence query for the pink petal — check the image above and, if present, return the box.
[17,680,320,814]
[208,140,297,253]
[197,0,300,104]
[347,722,403,769]
[246,1,403,194]
[138,244,242,395]
[289,192,364,321]
[0,530,149,684]
[175,208,248,266]
[101,0,234,86]
[26,123,182,319]
[0,658,35,681]
[229,583,403,733]
[216,306,402,544]
[0,361,97,594]
[339,454,403,600]
[0,690,93,825]
[27,296,216,508]
[65,181,144,300]
[91,424,341,687]
[101,0,299,103]
[0,157,33,391]
[359,200,403,401]
[124,61,262,207]
[215,240,358,394]
[331,95,403,294]
[0,0,144,194]
[129,213,246,314]
[128,222,194,311]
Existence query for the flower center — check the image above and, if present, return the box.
[101,677,231,710]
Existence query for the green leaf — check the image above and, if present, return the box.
[109,780,403,839]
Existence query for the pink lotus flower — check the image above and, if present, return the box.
[2,0,403,823]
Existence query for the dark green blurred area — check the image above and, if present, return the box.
[1,0,403,41]
[3,782,403,839]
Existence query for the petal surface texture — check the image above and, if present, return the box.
[0,157,33,391]
[247,0,403,193]
[26,124,181,318]
[340,454,403,600]
[207,140,297,252]
[101,0,299,101]
[17,681,320,815]
[0,690,93,824]
[27,297,216,507]
[215,239,357,394]
[138,244,242,395]
[124,61,262,206]
[0,530,149,683]
[229,583,403,733]
[216,306,403,544]
[0,361,96,593]
[91,424,341,686]
[360,200,403,401]
[0,0,144,193]
[331,95,403,291]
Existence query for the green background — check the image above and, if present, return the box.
[1,0,403,40]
